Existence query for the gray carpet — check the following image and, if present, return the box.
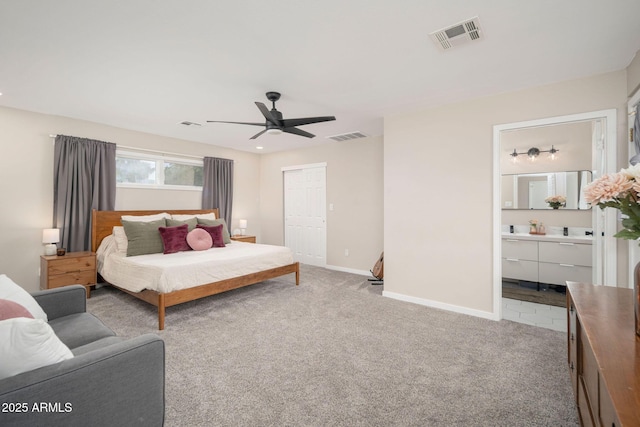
[87,265,578,427]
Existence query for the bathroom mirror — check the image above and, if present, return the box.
[501,170,592,210]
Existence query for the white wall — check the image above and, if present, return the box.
[384,70,628,317]
[259,136,383,274]
[0,106,261,292]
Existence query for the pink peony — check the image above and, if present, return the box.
[583,173,633,205]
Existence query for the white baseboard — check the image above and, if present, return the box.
[325,264,372,277]
[382,290,499,321]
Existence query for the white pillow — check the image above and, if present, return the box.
[120,212,170,222]
[171,213,217,221]
[0,317,73,379]
[112,226,128,254]
[0,275,47,321]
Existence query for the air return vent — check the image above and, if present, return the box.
[326,131,368,142]
[429,17,482,51]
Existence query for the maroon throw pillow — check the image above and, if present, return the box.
[196,224,226,247]
[0,299,35,320]
[158,224,191,254]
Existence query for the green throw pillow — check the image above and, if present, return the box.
[197,218,231,244]
[121,219,167,256]
[166,217,197,231]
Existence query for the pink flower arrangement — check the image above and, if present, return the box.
[583,165,640,240]
[544,195,566,209]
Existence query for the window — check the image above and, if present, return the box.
[116,150,203,190]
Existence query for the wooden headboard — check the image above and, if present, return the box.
[91,209,220,252]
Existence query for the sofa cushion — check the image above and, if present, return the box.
[71,336,124,356]
[0,317,74,379]
[48,313,116,350]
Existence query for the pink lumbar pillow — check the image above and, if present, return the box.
[186,228,213,251]
[0,299,35,320]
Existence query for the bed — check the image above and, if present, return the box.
[91,209,300,330]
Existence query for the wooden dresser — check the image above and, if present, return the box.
[567,282,640,426]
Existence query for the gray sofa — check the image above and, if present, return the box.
[0,285,165,426]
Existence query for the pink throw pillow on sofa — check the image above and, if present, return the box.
[186,228,213,251]
[196,224,226,248]
[0,299,35,320]
[158,224,191,254]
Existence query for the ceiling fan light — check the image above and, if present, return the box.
[266,128,282,135]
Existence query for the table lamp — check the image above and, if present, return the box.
[239,219,247,236]
[43,228,60,256]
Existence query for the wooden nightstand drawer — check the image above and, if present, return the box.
[48,270,96,288]
[230,235,256,243]
[47,256,96,276]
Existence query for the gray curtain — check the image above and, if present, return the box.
[631,104,640,165]
[53,135,116,252]
[202,157,234,227]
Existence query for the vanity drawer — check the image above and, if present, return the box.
[539,262,592,286]
[502,239,538,261]
[538,241,592,266]
[502,258,538,282]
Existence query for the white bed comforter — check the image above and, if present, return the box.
[97,235,294,293]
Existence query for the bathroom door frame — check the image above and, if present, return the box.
[492,109,617,320]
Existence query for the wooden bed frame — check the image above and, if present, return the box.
[91,209,300,330]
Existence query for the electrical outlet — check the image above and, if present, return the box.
[345,249,349,256]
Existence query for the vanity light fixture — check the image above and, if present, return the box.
[510,146,559,162]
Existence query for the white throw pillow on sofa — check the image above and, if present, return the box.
[0,317,73,379]
[0,274,47,321]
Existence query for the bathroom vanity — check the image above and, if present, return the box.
[502,233,593,286]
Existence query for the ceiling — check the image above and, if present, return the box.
[1,1,639,153]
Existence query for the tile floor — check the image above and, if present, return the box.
[502,297,567,332]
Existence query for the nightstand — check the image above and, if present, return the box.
[40,251,97,298]
[230,235,256,243]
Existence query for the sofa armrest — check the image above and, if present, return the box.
[0,334,165,427]
[32,285,87,320]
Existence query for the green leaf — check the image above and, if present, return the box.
[614,229,640,240]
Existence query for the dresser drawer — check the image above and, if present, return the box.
[539,262,592,286]
[502,258,538,282]
[48,256,96,276]
[47,270,96,288]
[568,301,578,396]
[502,239,538,261]
[578,377,596,427]
[538,241,592,266]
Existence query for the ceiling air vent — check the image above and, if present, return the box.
[429,17,482,51]
[179,121,201,126]
[326,131,368,142]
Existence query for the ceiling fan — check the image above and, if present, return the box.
[207,92,336,139]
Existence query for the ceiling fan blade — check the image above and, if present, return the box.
[281,116,336,128]
[255,102,281,125]
[206,120,265,127]
[250,129,267,140]
[283,126,315,138]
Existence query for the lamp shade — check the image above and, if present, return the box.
[42,228,60,244]
[239,219,247,229]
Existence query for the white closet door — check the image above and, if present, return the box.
[283,165,326,266]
